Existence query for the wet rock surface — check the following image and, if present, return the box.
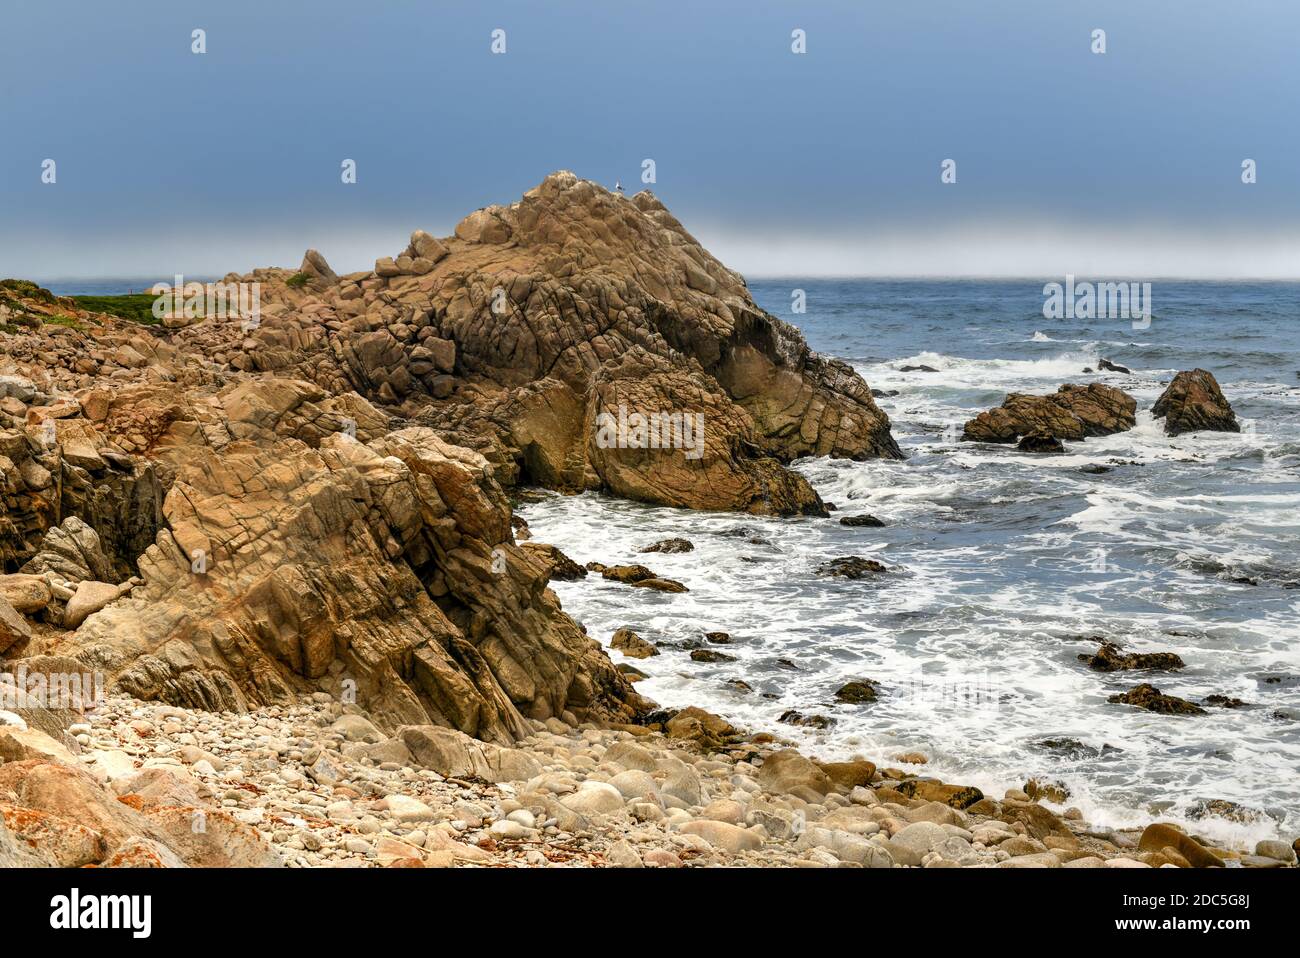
[962,383,1137,444]
[1152,369,1240,436]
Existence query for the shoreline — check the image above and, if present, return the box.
[5,690,1293,869]
[515,483,1298,854]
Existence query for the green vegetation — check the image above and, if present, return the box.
[43,313,86,330]
[285,271,310,288]
[0,278,57,304]
[70,292,161,325]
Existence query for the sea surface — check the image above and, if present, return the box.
[521,279,1300,846]
[46,277,1300,845]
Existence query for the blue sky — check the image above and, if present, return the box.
[2,0,1298,278]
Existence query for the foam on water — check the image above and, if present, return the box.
[519,280,1300,846]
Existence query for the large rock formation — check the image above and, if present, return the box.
[198,172,901,514]
[962,383,1137,444]
[1152,369,1239,436]
[60,382,648,742]
[0,174,901,744]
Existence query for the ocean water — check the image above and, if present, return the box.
[43,276,1300,845]
[519,279,1300,847]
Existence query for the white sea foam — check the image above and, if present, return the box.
[519,338,1300,846]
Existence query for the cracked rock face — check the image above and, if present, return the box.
[211,171,902,514]
[66,406,647,742]
[0,172,897,744]
[1152,369,1239,436]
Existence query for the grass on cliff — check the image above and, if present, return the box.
[0,279,57,304]
[70,293,161,325]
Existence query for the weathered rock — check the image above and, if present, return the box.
[639,538,694,554]
[1152,369,1239,436]
[0,595,32,654]
[65,415,645,740]
[1079,641,1185,672]
[1017,432,1065,453]
[1138,823,1223,868]
[664,707,740,750]
[962,384,1137,444]
[1108,683,1206,716]
[63,579,125,629]
[600,564,688,593]
[399,725,543,782]
[20,516,115,584]
[817,760,877,789]
[678,820,763,853]
[757,749,833,798]
[610,628,658,659]
[519,541,587,581]
[559,781,625,816]
[1255,839,1297,864]
[897,779,984,809]
[0,727,76,764]
[242,172,899,514]
[838,514,885,527]
[298,249,338,288]
[816,556,887,579]
[834,680,879,704]
[0,574,52,614]
[0,804,109,867]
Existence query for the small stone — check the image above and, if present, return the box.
[605,840,643,867]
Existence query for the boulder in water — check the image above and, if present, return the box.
[1079,641,1185,672]
[1152,369,1239,436]
[962,384,1137,444]
[1017,432,1065,453]
[816,556,888,579]
[1108,683,1205,715]
[838,514,886,527]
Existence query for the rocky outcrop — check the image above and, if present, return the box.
[1,297,650,743]
[1079,641,1185,672]
[962,384,1137,444]
[1152,369,1239,435]
[206,172,900,514]
[64,411,647,741]
[0,174,894,805]
[1108,683,1205,716]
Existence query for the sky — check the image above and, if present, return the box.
[2,0,1298,280]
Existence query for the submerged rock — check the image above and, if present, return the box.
[834,680,880,704]
[838,514,886,527]
[1152,369,1239,435]
[816,556,888,579]
[1078,641,1185,672]
[638,537,694,554]
[1017,431,1065,453]
[778,710,834,729]
[1108,683,1206,715]
[1202,694,1249,709]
